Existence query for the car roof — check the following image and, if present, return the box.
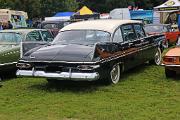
[61,19,141,33]
[0,29,47,35]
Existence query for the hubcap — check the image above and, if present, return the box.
[155,48,161,65]
[110,64,120,84]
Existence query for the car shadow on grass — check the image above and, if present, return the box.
[29,80,107,93]
[28,63,153,93]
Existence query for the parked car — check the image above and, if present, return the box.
[144,24,180,47]
[39,20,75,37]
[16,20,164,84]
[162,42,180,78]
[0,29,53,76]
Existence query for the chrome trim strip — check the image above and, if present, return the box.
[16,70,100,81]
[19,60,98,64]
[0,62,17,66]
[161,64,180,67]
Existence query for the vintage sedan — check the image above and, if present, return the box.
[16,20,164,84]
[162,43,180,78]
[145,24,180,47]
[0,29,53,76]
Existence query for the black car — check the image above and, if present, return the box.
[16,20,165,84]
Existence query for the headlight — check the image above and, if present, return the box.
[77,65,100,70]
[16,63,32,69]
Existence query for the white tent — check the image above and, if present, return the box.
[154,0,180,12]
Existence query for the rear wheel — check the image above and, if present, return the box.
[107,64,121,84]
[165,68,176,78]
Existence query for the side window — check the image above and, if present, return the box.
[41,31,54,42]
[26,31,42,41]
[121,24,137,41]
[134,24,146,38]
[113,28,123,42]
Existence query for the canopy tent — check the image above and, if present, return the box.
[154,0,180,12]
[53,12,74,17]
[71,6,100,19]
[45,12,74,21]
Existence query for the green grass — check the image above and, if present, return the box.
[0,65,180,120]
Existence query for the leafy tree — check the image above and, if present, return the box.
[0,0,166,18]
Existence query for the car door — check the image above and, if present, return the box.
[120,24,140,70]
[133,24,149,63]
[0,32,22,65]
[136,24,157,62]
[21,30,47,56]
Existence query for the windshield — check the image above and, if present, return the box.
[41,30,54,42]
[52,30,111,45]
[145,25,169,33]
[0,32,22,44]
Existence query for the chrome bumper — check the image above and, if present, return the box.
[16,70,99,81]
[161,64,180,67]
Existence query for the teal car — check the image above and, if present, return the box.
[0,29,53,76]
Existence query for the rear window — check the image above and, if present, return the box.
[0,32,22,43]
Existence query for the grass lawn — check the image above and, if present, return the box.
[0,64,180,120]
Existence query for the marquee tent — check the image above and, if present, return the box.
[71,6,100,19]
[45,12,74,21]
[154,0,180,12]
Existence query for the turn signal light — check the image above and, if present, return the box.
[163,57,177,63]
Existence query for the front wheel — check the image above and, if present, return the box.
[107,64,121,84]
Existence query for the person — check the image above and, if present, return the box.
[0,22,3,30]
[178,14,180,31]
[7,21,13,29]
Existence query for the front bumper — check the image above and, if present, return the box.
[16,69,100,81]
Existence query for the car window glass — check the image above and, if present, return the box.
[26,31,42,41]
[134,24,145,38]
[121,25,137,41]
[41,31,54,42]
[53,30,110,45]
[0,33,22,43]
[113,28,123,42]
[85,30,110,42]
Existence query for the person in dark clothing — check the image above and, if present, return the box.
[7,21,13,29]
[178,14,180,31]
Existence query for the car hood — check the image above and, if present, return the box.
[165,47,180,56]
[24,44,95,62]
